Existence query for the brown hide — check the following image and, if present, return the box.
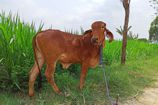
[29,21,114,96]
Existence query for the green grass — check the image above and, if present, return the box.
[0,11,43,90]
[0,56,158,105]
[104,40,158,64]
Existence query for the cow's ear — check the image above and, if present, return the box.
[106,29,114,43]
[83,29,92,35]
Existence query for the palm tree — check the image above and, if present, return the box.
[116,26,138,39]
[116,26,132,36]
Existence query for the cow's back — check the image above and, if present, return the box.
[35,30,67,62]
[35,29,84,63]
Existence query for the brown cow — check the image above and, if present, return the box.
[28,21,114,97]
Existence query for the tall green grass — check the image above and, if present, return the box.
[0,11,158,91]
[104,40,158,64]
[0,12,43,90]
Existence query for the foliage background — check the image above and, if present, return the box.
[0,12,158,94]
[149,16,158,41]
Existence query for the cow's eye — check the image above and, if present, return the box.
[101,26,105,29]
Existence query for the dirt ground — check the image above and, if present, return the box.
[123,80,158,105]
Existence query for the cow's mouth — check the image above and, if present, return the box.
[91,39,99,46]
[91,36,105,46]
[93,40,104,46]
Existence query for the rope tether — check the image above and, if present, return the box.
[99,46,119,105]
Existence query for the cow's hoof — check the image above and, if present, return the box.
[79,85,83,90]
[55,91,63,95]
[58,91,63,95]
[57,90,63,95]
[29,92,34,97]
[55,89,63,95]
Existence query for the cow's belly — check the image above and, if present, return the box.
[59,53,80,69]
[89,58,99,68]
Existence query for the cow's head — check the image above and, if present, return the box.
[85,21,114,47]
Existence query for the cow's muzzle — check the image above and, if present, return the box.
[91,37,104,46]
[91,37,98,44]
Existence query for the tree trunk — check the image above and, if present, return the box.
[121,0,130,64]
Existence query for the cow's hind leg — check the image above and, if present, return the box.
[45,62,61,94]
[29,53,44,97]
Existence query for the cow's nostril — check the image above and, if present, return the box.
[95,37,98,41]
[91,37,98,43]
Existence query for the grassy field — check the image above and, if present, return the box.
[0,12,158,105]
[0,56,158,105]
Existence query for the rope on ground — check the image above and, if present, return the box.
[99,45,119,105]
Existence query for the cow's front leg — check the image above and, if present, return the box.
[79,63,89,89]
[45,61,61,95]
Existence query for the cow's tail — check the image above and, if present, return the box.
[32,35,42,90]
